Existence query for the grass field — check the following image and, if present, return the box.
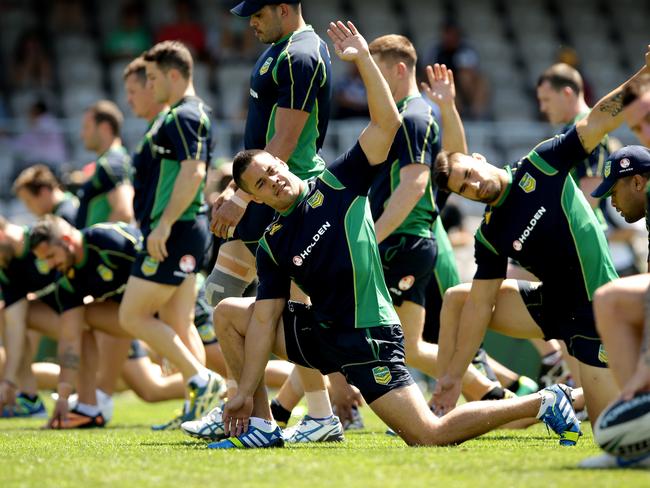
[0,393,646,488]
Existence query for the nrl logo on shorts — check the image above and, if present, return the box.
[179,255,196,274]
[518,173,536,193]
[259,56,273,75]
[96,264,114,282]
[307,190,324,209]
[598,344,609,364]
[604,160,611,177]
[372,366,392,386]
[141,256,159,277]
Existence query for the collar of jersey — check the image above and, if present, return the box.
[280,182,310,216]
[491,165,513,208]
[274,24,314,45]
[397,94,421,111]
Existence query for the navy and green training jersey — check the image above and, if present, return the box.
[369,94,440,238]
[146,96,211,234]
[132,111,167,234]
[53,192,79,226]
[563,111,609,181]
[473,127,618,307]
[431,218,460,296]
[256,143,399,329]
[0,227,56,307]
[53,223,142,313]
[75,146,132,228]
[246,25,331,180]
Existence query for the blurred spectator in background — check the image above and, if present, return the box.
[333,64,368,119]
[156,0,206,59]
[10,30,53,91]
[104,2,152,61]
[50,0,87,34]
[207,9,259,64]
[423,22,490,120]
[556,47,595,106]
[11,101,67,171]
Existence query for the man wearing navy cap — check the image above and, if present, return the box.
[582,73,650,469]
[202,0,338,443]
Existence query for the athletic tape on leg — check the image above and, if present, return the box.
[205,268,250,306]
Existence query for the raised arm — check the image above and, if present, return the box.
[327,21,400,165]
[576,45,650,152]
[421,63,468,154]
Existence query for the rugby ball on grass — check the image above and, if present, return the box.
[594,391,650,459]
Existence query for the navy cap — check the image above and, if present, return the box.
[231,0,299,17]
[591,145,650,198]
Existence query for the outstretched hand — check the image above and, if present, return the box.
[421,64,456,107]
[327,21,368,62]
[430,374,462,416]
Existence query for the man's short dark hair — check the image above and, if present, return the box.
[433,151,452,191]
[87,100,124,136]
[537,63,583,95]
[622,73,650,108]
[144,41,193,80]
[123,56,148,85]
[29,215,72,250]
[13,164,61,195]
[232,149,265,193]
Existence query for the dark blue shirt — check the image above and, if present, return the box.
[75,146,132,228]
[369,95,441,238]
[53,223,142,312]
[146,96,211,234]
[0,228,57,307]
[246,25,331,180]
[474,128,618,308]
[256,143,399,329]
[132,111,167,234]
[53,192,79,226]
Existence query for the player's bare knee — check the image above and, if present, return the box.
[443,284,470,310]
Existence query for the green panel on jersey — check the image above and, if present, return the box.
[150,158,204,226]
[475,227,499,255]
[344,196,400,328]
[432,220,460,295]
[258,235,279,266]
[527,150,559,176]
[319,169,345,190]
[560,177,618,300]
[85,193,111,227]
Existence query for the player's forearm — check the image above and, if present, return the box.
[374,184,424,244]
[439,104,468,154]
[580,65,649,152]
[56,334,82,399]
[355,52,400,138]
[2,301,29,383]
[108,185,135,224]
[160,161,206,227]
[447,299,493,380]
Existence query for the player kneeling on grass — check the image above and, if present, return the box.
[188,21,580,450]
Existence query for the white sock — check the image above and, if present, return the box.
[536,389,554,419]
[76,402,100,417]
[96,389,112,405]
[250,416,278,433]
[305,390,333,419]
[188,369,210,388]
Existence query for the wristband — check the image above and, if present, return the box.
[230,194,249,209]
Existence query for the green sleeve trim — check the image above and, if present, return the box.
[527,150,559,176]
[171,108,191,159]
[475,227,499,256]
[319,169,345,190]
[258,236,279,266]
